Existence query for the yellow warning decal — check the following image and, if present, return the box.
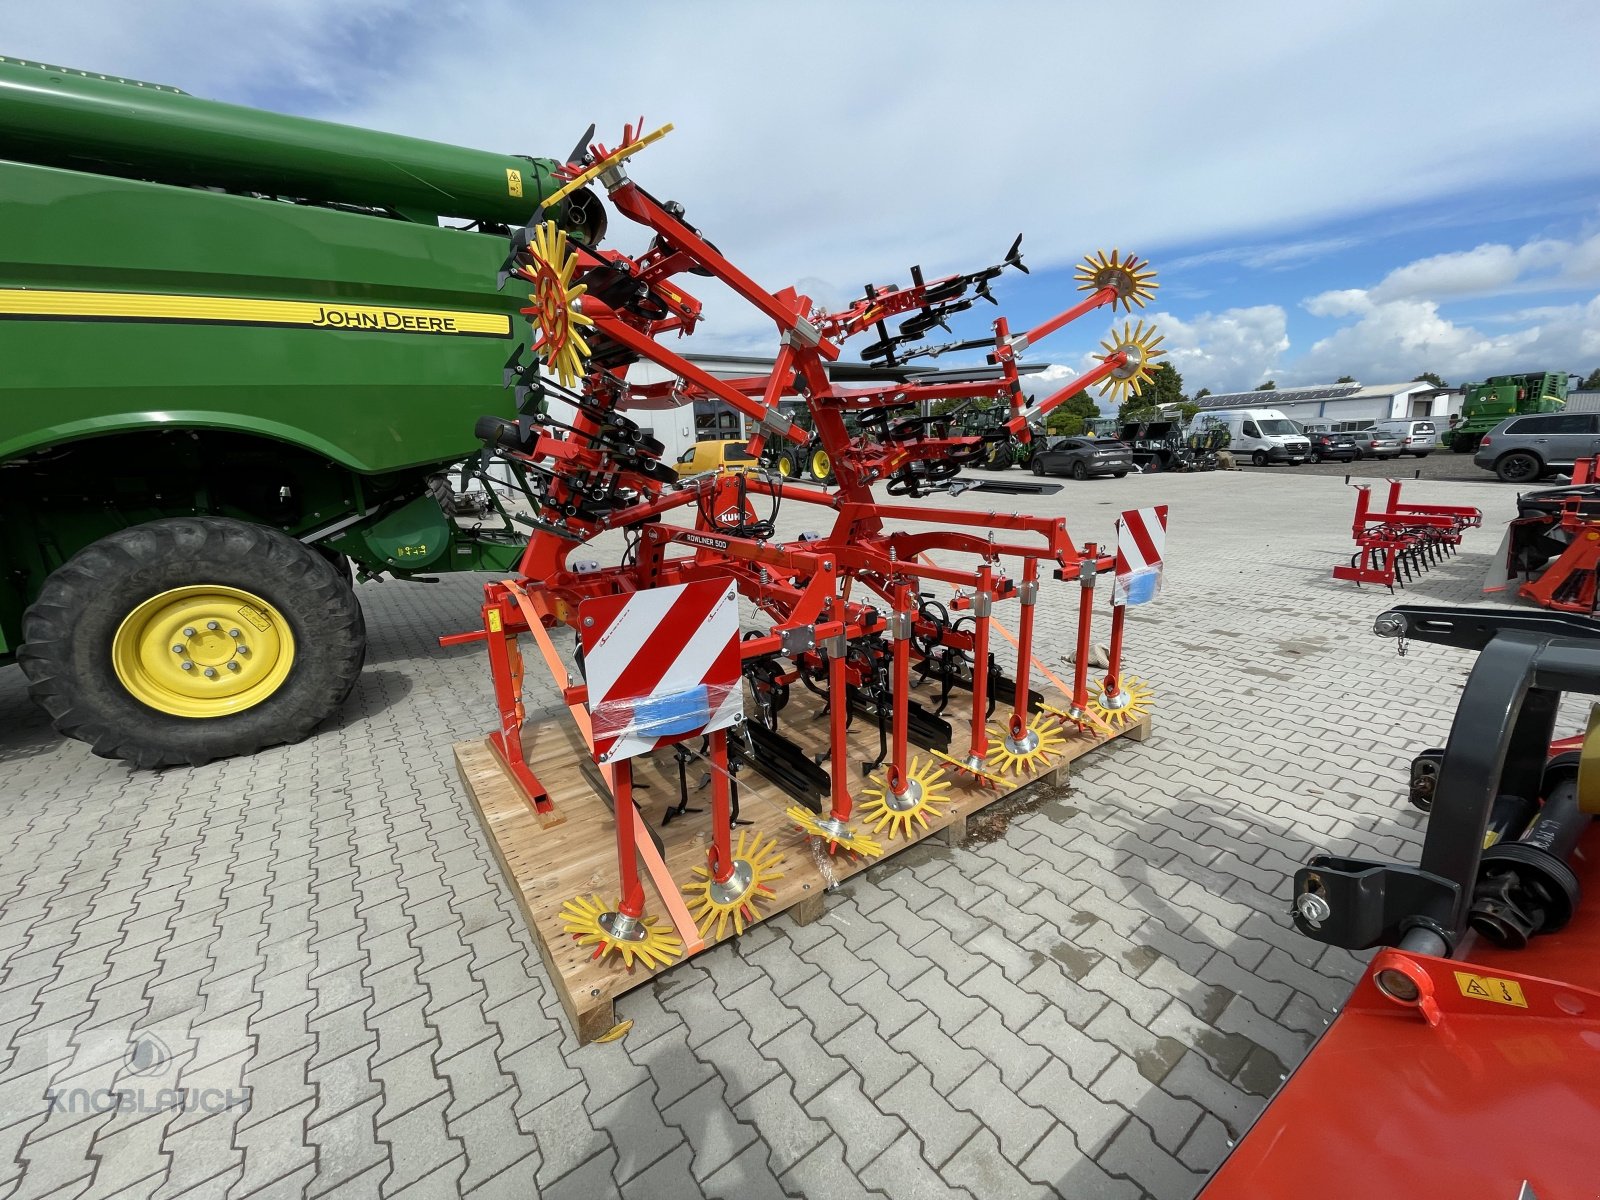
[0,289,512,338]
[486,609,503,633]
[1454,971,1528,1008]
[506,168,523,198]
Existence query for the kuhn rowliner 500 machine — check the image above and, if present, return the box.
[445,122,1167,970]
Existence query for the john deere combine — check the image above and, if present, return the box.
[0,57,600,766]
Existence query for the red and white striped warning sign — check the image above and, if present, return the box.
[1114,505,1168,605]
[579,579,744,763]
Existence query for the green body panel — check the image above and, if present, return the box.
[333,496,452,571]
[0,159,524,473]
[0,56,579,229]
[1442,371,1569,447]
[0,58,589,664]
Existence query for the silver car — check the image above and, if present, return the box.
[1345,428,1404,460]
[1474,412,1600,483]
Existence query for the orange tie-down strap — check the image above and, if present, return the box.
[501,581,706,956]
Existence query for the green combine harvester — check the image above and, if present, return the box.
[0,56,601,767]
[1443,371,1571,452]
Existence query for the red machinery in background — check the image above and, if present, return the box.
[447,122,1168,967]
[1203,606,1600,1197]
[1487,454,1600,615]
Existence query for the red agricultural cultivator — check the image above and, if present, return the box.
[446,122,1167,976]
[1332,479,1482,591]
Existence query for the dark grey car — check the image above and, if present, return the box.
[1031,436,1133,480]
[1474,412,1600,483]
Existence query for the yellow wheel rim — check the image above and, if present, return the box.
[811,450,832,478]
[776,455,793,478]
[112,585,295,718]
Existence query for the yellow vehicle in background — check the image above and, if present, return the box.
[674,439,761,476]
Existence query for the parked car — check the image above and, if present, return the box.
[1307,432,1359,463]
[1371,418,1438,457]
[1474,412,1600,483]
[675,438,761,476]
[1345,428,1404,460]
[1031,436,1134,480]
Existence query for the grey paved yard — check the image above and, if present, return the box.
[0,467,1544,1198]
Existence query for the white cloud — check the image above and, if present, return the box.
[9,1,1600,294]
[1367,234,1598,302]
[1287,292,1600,386]
[1131,306,1290,394]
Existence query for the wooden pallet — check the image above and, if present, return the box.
[455,687,1151,1044]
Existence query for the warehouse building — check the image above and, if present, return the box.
[1195,380,1463,429]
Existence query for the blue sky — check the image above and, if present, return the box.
[8,0,1600,396]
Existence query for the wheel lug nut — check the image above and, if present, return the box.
[180,661,195,671]
[237,646,250,656]
[182,627,196,637]
[229,628,241,638]
[226,662,241,672]
[203,667,217,678]
[172,645,186,655]
[206,620,220,631]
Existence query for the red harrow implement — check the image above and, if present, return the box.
[1332,479,1482,591]
[445,122,1167,968]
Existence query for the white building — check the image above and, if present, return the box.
[1194,381,1463,430]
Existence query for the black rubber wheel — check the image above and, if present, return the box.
[984,441,1012,471]
[1496,451,1541,484]
[1031,459,1045,476]
[775,450,799,479]
[1112,471,1128,478]
[19,516,366,768]
[1251,450,1269,467]
[1071,461,1089,481]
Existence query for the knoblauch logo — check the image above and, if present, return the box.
[42,1027,252,1117]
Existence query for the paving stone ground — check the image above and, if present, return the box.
[0,468,1554,1199]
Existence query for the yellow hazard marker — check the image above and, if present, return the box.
[1075,249,1159,312]
[1088,676,1154,729]
[518,220,595,390]
[683,830,785,942]
[1097,319,1166,406]
[986,712,1066,776]
[559,894,684,970]
[1453,971,1528,1008]
[859,757,951,842]
[787,805,884,859]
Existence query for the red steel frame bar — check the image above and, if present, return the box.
[1007,557,1040,740]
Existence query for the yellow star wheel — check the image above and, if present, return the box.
[559,894,684,970]
[986,712,1066,776]
[683,830,785,942]
[1075,249,1159,312]
[518,220,595,389]
[787,805,884,858]
[859,756,951,842]
[1088,676,1154,729]
[1097,319,1166,406]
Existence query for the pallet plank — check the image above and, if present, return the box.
[455,689,1151,1044]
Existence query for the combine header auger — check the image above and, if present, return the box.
[455,121,1166,967]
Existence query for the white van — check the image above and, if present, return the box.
[1370,418,1437,458]
[1188,409,1311,466]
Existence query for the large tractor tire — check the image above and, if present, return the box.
[773,449,800,480]
[19,516,366,768]
[983,438,1013,471]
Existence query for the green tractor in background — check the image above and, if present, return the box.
[1442,371,1572,453]
[0,57,602,767]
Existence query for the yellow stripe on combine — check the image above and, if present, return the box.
[0,288,512,337]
